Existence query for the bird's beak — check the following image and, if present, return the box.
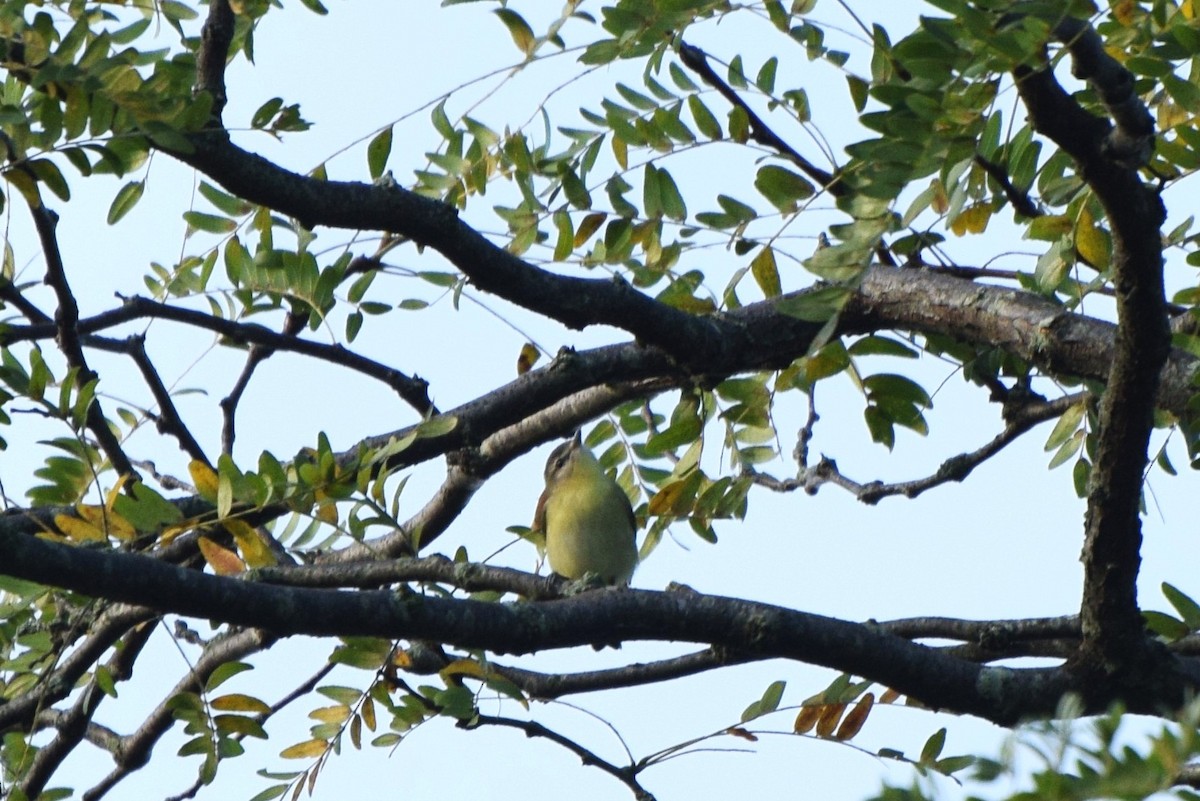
[571,429,583,448]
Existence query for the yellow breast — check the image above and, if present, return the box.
[543,467,637,584]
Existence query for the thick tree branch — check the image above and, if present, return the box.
[1015,15,1169,682]
[195,0,233,119]
[0,528,1097,725]
[177,135,728,362]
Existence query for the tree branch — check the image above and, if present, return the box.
[123,334,209,464]
[0,296,436,415]
[464,714,655,801]
[677,41,843,196]
[750,393,1087,503]
[31,203,136,480]
[1015,15,1170,685]
[0,529,1095,725]
[220,310,306,453]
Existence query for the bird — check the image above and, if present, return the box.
[532,431,638,586]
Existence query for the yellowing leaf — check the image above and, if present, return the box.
[77,504,136,541]
[1112,0,1135,24]
[494,9,535,58]
[440,659,493,682]
[1075,208,1110,268]
[1028,214,1073,241]
[647,479,693,516]
[815,702,845,737]
[315,502,338,525]
[309,704,351,724]
[834,692,874,740]
[159,521,195,545]
[211,693,271,713]
[930,178,949,215]
[949,203,990,236]
[189,460,219,501]
[574,212,606,247]
[793,704,822,734]
[55,513,106,543]
[516,343,540,375]
[105,474,132,511]
[612,135,628,170]
[1158,101,1190,130]
[198,535,245,576]
[361,697,377,731]
[279,739,328,759]
[224,519,277,568]
[750,246,781,298]
[879,687,901,704]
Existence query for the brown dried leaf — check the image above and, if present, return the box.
[834,692,874,741]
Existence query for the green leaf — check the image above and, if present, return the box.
[755,57,778,93]
[29,159,70,201]
[657,168,687,222]
[669,62,699,91]
[251,98,284,129]
[1043,402,1086,452]
[1047,429,1084,470]
[862,374,931,407]
[847,75,869,112]
[847,335,917,358]
[934,755,976,775]
[727,55,748,88]
[1163,582,1200,631]
[367,126,393,180]
[159,0,199,20]
[775,285,850,322]
[919,727,947,765]
[1143,610,1189,641]
[759,679,786,714]
[107,180,144,225]
[754,165,815,212]
[206,661,253,691]
[198,182,249,216]
[688,95,722,139]
[552,211,574,261]
[183,211,237,235]
[494,9,535,57]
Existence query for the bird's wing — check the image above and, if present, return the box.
[531,487,549,533]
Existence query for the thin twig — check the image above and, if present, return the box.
[464,714,656,801]
[752,393,1086,504]
[30,203,136,480]
[220,310,305,453]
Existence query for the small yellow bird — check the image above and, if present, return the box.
[532,431,638,585]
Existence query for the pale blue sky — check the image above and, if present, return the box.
[5,3,1194,800]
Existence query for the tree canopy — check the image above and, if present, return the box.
[3,1,1200,799]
